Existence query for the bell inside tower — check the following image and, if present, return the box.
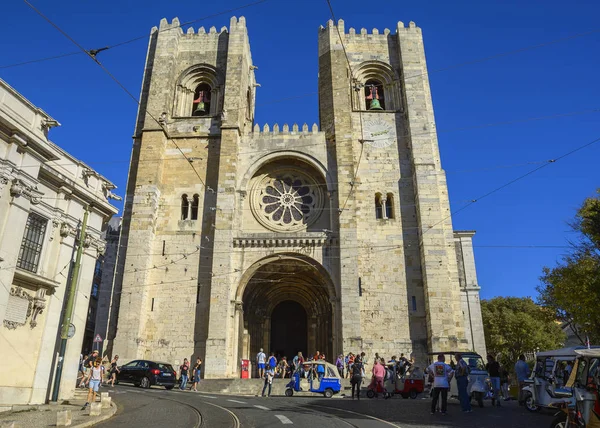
[365,79,385,110]
[192,83,212,116]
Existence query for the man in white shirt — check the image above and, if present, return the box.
[426,353,454,415]
[256,348,266,378]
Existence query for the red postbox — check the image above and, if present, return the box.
[241,359,250,379]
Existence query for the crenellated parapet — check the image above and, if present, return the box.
[320,18,420,35]
[251,123,320,135]
[154,16,247,37]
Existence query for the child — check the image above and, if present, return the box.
[82,358,105,410]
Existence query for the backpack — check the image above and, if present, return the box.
[269,356,276,368]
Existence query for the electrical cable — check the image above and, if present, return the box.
[1,0,271,70]
[325,0,366,217]
[23,0,208,189]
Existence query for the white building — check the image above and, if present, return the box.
[0,78,118,406]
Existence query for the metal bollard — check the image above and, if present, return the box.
[56,410,72,426]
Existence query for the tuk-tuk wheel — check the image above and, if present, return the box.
[366,390,375,399]
[324,388,334,399]
[409,390,418,399]
[285,389,293,397]
[525,394,539,412]
[550,413,568,428]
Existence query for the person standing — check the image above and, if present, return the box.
[192,357,202,392]
[486,354,501,407]
[261,365,275,397]
[350,356,365,399]
[179,358,190,391]
[336,354,345,378]
[372,358,386,396]
[500,364,510,401]
[268,352,277,371]
[514,354,530,405]
[79,350,99,388]
[347,353,355,379]
[82,358,105,410]
[256,348,266,379]
[108,355,120,387]
[455,353,472,412]
[426,353,454,415]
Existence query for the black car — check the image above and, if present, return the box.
[116,360,177,389]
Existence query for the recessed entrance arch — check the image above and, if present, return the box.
[237,254,336,367]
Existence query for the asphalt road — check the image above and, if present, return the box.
[96,385,557,428]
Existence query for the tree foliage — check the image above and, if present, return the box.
[537,190,600,343]
[481,297,565,368]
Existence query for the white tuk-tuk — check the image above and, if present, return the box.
[523,346,599,412]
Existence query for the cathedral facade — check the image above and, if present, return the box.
[112,16,486,378]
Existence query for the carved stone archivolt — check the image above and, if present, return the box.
[2,286,45,330]
[9,178,43,204]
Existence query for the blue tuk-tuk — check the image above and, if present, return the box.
[285,360,342,398]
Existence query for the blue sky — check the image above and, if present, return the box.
[2,0,599,300]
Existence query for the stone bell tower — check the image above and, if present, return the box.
[318,19,468,357]
[112,16,257,369]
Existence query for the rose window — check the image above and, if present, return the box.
[251,171,323,232]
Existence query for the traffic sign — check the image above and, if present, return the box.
[94,334,103,343]
[67,323,76,339]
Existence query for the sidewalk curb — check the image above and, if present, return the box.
[71,401,117,428]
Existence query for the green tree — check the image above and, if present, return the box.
[481,297,565,368]
[537,190,600,343]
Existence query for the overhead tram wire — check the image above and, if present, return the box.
[325,0,367,217]
[2,0,271,70]
[416,133,600,248]
[23,0,207,189]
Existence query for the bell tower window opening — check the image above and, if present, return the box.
[365,80,385,111]
[192,84,211,117]
[385,193,394,219]
[375,193,383,219]
[191,194,199,220]
[181,194,189,220]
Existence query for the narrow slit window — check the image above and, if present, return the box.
[181,194,189,220]
[192,84,211,116]
[411,296,417,311]
[365,79,385,110]
[191,194,199,220]
[151,298,155,312]
[375,194,383,219]
[385,193,394,219]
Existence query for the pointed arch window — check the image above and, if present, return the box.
[181,194,189,220]
[385,193,394,219]
[375,193,383,219]
[191,194,199,220]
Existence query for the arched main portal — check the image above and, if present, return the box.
[239,255,335,366]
